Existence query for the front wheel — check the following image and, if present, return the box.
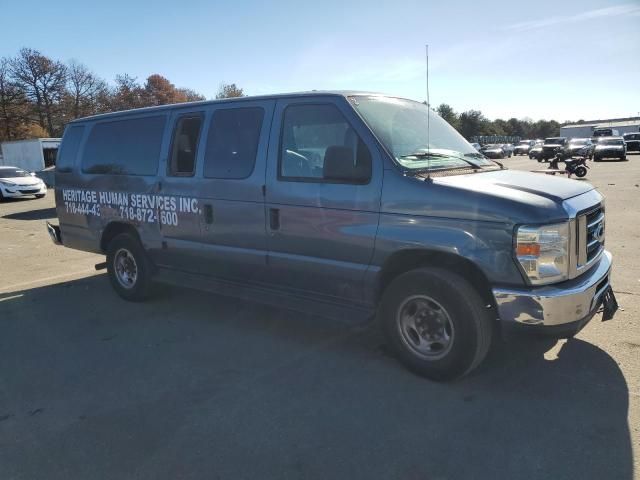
[379,268,493,381]
[106,233,153,301]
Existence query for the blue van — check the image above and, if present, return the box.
[47,92,617,380]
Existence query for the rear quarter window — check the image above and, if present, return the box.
[57,125,85,173]
[82,115,166,175]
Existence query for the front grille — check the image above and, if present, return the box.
[19,189,39,194]
[577,205,604,269]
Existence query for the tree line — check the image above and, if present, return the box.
[436,104,563,141]
[0,48,245,142]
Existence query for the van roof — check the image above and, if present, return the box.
[68,90,387,124]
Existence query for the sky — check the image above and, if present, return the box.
[1,0,639,122]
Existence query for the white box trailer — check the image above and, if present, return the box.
[0,138,60,172]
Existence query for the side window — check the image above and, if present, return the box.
[169,115,202,176]
[279,104,371,184]
[57,125,85,173]
[82,115,165,175]
[203,107,264,179]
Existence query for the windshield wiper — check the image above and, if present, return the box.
[399,151,481,170]
[464,152,505,169]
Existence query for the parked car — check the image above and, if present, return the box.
[566,138,595,159]
[46,91,617,381]
[501,144,514,157]
[541,137,568,161]
[514,140,534,156]
[623,132,640,153]
[592,127,620,142]
[480,144,506,159]
[528,140,544,160]
[593,136,627,161]
[0,166,47,200]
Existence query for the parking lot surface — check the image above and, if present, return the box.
[1,155,639,479]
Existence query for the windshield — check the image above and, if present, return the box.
[624,134,640,140]
[569,139,588,145]
[544,138,565,144]
[593,130,612,136]
[0,168,30,178]
[599,138,624,145]
[350,96,496,171]
[518,141,530,146]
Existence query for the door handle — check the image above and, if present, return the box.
[269,208,280,231]
[204,204,214,224]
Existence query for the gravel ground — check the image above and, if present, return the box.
[1,154,638,479]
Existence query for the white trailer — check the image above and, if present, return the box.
[0,138,61,171]
[561,117,640,139]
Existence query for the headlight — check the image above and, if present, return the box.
[516,222,569,285]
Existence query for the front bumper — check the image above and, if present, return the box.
[0,183,47,198]
[595,149,625,158]
[493,251,613,328]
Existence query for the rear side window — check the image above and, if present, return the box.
[57,125,85,173]
[169,115,203,176]
[203,107,264,179]
[82,115,166,175]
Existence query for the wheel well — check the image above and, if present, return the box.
[100,222,140,252]
[376,249,495,308]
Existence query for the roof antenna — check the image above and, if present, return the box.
[426,44,432,181]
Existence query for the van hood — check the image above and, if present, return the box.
[434,169,593,203]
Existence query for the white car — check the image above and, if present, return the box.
[0,166,47,200]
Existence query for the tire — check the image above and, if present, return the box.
[379,268,493,381]
[594,156,600,162]
[621,155,627,161]
[575,166,587,178]
[106,233,153,301]
[35,194,45,198]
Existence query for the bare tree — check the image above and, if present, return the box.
[65,60,108,119]
[9,48,67,135]
[215,82,244,99]
[110,74,146,111]
[0,58,30,140]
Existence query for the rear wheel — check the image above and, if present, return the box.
[379,268,493,381]
[106,233,153,301]
[575,166,587,178]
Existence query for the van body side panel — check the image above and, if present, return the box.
[56,113,169,255]
[370,170,526,289]
[154,100,276,282]
[264,96,382,303]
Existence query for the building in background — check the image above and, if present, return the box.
[560,117,640,138]
[0,138,60,171]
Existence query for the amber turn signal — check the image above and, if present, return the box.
[517,243,541,256]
